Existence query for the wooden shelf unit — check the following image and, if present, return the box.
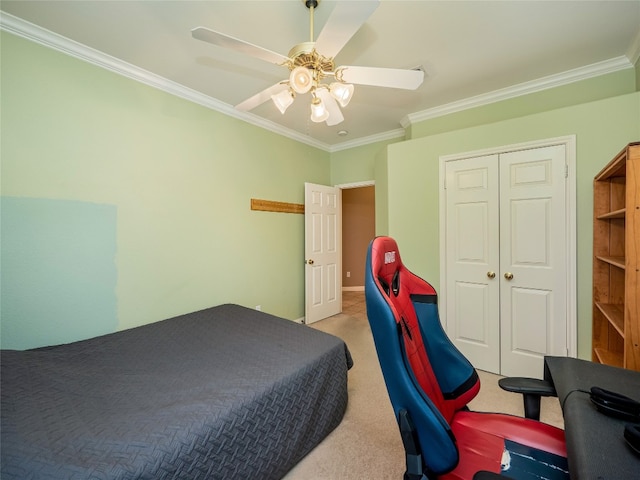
[592,142,640,371]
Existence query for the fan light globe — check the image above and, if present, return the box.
[330,82,354,108]
[290,66,313,94]
[271,89,294,114]
[310,97,330,123]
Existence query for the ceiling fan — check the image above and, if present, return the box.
[191,0,424,126]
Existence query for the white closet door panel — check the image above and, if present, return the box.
[499,145,567,378]
[445,155,500,373]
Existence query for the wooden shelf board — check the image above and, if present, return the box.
[595,255,626,269]
[593,348,624,368]
[597,208,625,220]
[595,145,627,180]
[595,302,625,337]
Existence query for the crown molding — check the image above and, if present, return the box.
[0,12,332,151]
[403,56,633,126]
[0,10,399,153]
[328,128,405,152]
[627,28,640,66]
[2,11,635,154]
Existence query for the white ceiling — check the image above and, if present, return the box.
[2,0,640,150]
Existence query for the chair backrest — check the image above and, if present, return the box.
[364,236,481,474]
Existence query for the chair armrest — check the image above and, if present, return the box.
[498,377,556,420]
[498,377,556,397]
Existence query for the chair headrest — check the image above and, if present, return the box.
[370,237,403,296]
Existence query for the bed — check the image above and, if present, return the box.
[1,303,352,479]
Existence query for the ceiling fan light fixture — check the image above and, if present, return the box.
[290,66,313,94]
[310,96,330,123]
[194,1,423,130]
[330,82,354,108]
[271,88,295,114]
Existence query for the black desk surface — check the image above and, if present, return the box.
[544,356,640,479]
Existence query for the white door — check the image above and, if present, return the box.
[445,154,501,373]
[445,145,568,378]
[304,182,342,324]
[499,146,567,377]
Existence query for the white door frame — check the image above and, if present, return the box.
[336,181,375,189]
[303,180,375,323]
[438,135,577,358]
[336,181,375,293]
[304,183,342,324]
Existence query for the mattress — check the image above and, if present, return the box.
[1,304,352,479]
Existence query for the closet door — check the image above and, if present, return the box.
[445,155,500,373]
[445,146,568,378]
[499,145,567,378]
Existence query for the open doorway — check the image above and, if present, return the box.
[341,184,375,292]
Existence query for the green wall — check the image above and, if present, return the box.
[385,92,640,360]
[2,27,639,355]
[408,69,636,140]
[330,65,639,362]
[2,197,118,348]
[329,137,399,239]
[1,32,329,349]
[330,137,402,185]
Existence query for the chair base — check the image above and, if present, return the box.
[399,409,430,480]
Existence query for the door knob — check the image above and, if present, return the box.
[307,259,314,265]
[487,271,496,279]
[504,272,514,280]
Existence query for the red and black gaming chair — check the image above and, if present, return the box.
[364,236,568,480]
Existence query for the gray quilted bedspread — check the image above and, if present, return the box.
[1,304,352,479]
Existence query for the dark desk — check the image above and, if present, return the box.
[544,356,640,479]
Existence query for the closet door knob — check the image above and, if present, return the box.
[487,271,496,279]
[504,272,514,280]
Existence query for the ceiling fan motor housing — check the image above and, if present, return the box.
[288,42,334,75]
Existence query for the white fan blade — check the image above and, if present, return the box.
[316,89,345,126]
[236,82,289,112]
[192,27,290,65]
[338,66,424,90]
[314,1,379,59]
